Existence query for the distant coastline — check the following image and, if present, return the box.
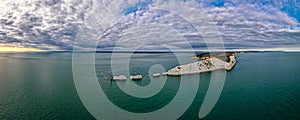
[1,49,299,54]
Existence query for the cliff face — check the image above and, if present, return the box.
[166,55,236,75]
[226,55,236,71]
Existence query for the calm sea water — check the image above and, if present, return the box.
[0,52,299,119]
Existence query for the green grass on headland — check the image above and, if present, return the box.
[191,52,237,62]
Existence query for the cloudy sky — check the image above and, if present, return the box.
[0,0,299,51]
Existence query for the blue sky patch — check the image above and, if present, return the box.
[123,0,153,15]
[211,0,224,7]
[281,4,300,22]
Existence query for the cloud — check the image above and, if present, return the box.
[0,0,92,50]
[0,0,299,51]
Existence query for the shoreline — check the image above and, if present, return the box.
[165,54,237,76]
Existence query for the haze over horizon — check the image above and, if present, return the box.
[0,0,300,51]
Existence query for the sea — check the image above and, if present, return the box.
[0,52,299,119]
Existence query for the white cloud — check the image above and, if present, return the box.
[0,0,299,51]
[0,0,92,50]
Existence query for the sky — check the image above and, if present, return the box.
[0,0,299,51]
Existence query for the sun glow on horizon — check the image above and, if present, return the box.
[0,44,47,53]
